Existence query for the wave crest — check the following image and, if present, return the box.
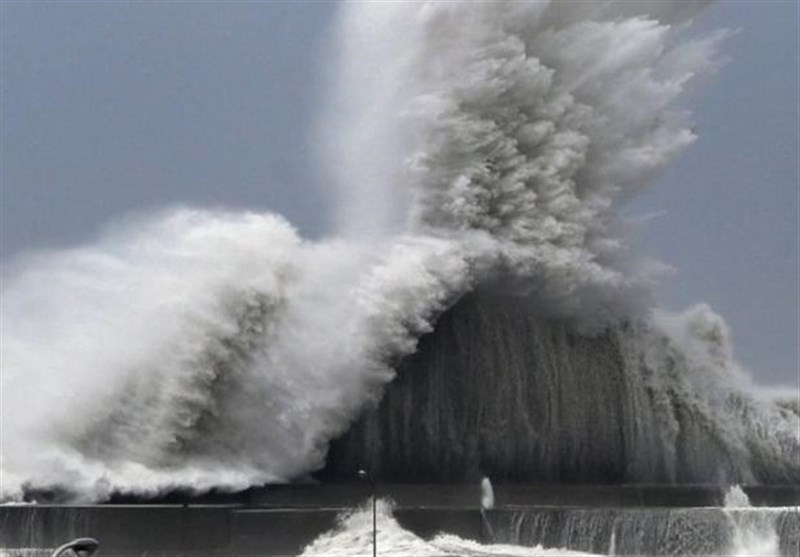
[2,1,796,500]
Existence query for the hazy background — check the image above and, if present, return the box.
[1,1,797,386]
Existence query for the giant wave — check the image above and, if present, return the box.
[1,0,797,501]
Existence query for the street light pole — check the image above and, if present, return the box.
[357,468,377,557]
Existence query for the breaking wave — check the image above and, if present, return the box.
[299,486,796,557]
[1,1,797,500]
[301,499,599,557]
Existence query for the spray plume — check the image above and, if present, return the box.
[1,1,796,500]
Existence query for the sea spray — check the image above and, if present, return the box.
[300,493,797,556]
[300,499,598,557]
[323,292,799,483]
[321,0,726,327]
[481,477,495,511]
[1,1,797,500]
[723,486,781,557]
[0,215,490,499]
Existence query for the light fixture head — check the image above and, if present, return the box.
[51,537,100,557]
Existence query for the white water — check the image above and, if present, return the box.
[481,478,494,511]
[301,499,599,557]
[724,486,781,557]
[1,1,797,500]
[300,486,795,557]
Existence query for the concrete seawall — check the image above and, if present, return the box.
[2,485,798,556]
[3,504,800,557]
[1,506,345,556]
[105,482,800,508]
[0,505,485,556]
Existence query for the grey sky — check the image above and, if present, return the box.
[1,1,797,386]
[628,0,799,387]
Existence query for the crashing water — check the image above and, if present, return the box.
[1,0,798,501]
[0,487,797,556]
[322,292,799,483]
[723,485,784,557]
[301,499,599,557]
[298,486,799,557]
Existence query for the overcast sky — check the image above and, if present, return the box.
[1,1,797,386]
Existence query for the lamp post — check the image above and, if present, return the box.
[51,538,99,557]
[357,468,377,557]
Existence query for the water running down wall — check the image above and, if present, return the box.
[322,291,799,484]
[2,493,798,556]
[1,1,798,500]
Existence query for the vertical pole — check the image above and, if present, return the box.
[372,479,377,557]
[358,469,377,557]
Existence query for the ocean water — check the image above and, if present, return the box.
[1,486,797,556]
[302,499,598,557]
[2,0,796,503]
[0,9,797,557]
[2,4,797,557]
[300,487,798,557]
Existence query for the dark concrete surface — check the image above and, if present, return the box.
[0,506,342,556]
[2,485,798,556]
[106,482,800,509]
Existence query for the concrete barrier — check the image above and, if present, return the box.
[2,485,797,556]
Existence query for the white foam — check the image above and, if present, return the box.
[723,486,781,557]
[301,499,599,557]
[2,1,795,500]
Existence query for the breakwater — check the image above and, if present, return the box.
[2,485,798,556]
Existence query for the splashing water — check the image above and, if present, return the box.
[301,499,599,557]
[301,494,798,557]
[1,1,797,500]
[723,486,781,557]
[481,477,495,511]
